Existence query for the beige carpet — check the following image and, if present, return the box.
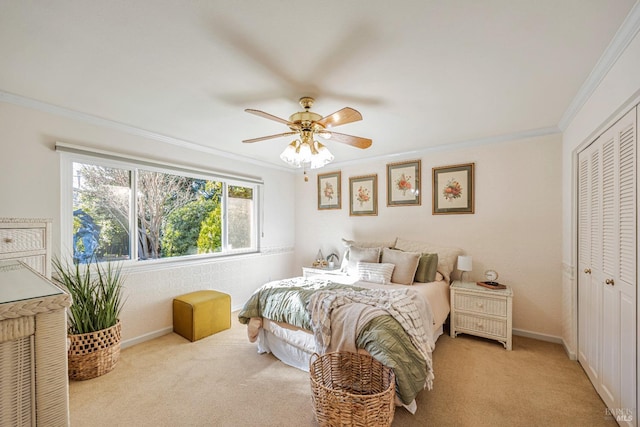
[70,316,616,426]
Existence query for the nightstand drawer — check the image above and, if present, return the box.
[454,313,506,337]
[454,293,507,316]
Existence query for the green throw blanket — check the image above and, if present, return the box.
[238,277,430,405]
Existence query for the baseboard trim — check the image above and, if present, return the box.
[513,331,579,361]
[121,310,244,349]
[121,325,571,353]
[562,339,577,360]
[121,327,173,349]
[513,328,563,344]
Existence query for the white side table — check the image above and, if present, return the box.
[302,266,344,278]
[450,280,513,350]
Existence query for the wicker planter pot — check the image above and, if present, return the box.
[67,320,122,381]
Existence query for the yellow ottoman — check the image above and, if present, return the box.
[173,290,231,342]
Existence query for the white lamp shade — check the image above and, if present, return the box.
[280,141,301,167]
[457,255,472,272]
[309,142,334,169]
[298,142,313,163]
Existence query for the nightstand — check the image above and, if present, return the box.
[302,266,344,278]
[450,281,513,350]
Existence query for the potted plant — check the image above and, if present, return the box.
[52,256,126,380]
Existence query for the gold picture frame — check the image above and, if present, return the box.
[317,171,341,210]
[387,160,421,206]
[349,174,377,216]
[432,163,475,214]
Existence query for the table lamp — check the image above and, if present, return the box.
[457,255,472,282]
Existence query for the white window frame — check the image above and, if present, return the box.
[57,142,262,267]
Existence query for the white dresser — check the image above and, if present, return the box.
[0,217,69,426]
[0,260,71,426]
[450,281,513,350]
[0,218,52,278]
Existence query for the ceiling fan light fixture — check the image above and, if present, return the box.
[279,138,334,169]
[280,140,300,166]
[309,141,334,169]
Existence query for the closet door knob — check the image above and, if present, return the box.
[584,268,591,274]
[3,237,13,243]
[605,278,615,286]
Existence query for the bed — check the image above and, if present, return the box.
[238,238,463,413]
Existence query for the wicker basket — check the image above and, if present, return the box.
[309,351,396,427]
[67,320,121,381]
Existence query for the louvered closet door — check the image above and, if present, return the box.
[608,109,636,417]
[578,142,602,386]
[578,107,637,420]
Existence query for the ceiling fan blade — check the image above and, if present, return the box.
[242,132,298,143]
[327,131,372,149]
[245,109,299,128]
[316,107,363,128]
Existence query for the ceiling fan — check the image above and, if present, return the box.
[243,97,372,170]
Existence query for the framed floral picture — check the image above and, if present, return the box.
[432,163,475,214]
[317,171,341,210]
[387,160,421,206]
[349,174,377,216]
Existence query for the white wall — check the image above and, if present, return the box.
[295,133,563,338]
[0,101,297,344]
[561,29,640,354]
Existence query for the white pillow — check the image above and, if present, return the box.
[346,246,381,275]
[380,248,420,285]
[358,262,395,285]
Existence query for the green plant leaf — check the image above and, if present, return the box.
[52,256,127,335]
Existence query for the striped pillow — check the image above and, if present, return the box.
[357,262,395,285]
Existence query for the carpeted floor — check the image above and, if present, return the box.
[69,315,616,426]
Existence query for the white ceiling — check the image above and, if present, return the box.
[0,1,637,169]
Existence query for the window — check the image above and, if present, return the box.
[61,146,260,264]
[73,163,132,262]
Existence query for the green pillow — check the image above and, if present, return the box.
[414,253,438,283]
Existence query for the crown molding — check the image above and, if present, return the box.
[0,90,292,172]
[2,89,560,175]
[328,126,561,169]
[3,89,563,175]
[558,1,640,131]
